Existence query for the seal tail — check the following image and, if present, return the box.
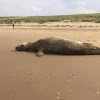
[92,48,100,55]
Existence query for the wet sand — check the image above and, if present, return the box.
[1,22,100,100]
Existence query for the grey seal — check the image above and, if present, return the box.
[15,37,100,56]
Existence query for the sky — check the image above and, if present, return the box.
[0,0,100,16]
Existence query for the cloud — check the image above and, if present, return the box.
[31,5,42,15]
[31,6,42,12]
[51,0,99,15]
[0,0,100,16]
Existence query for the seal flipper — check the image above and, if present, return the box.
[36,47,45,57]
[36,51,44,57]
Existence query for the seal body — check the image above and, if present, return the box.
[15,37,100,56]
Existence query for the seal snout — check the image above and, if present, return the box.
[15,45,22,51]
[15,46,17,49]
[15,46,19,51]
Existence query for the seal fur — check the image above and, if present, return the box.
[15,37,100,56]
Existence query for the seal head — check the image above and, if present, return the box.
[15,42,27,51]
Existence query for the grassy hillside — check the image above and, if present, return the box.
[0,13,100,24]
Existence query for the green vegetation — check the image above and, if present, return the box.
[0,13,100,24]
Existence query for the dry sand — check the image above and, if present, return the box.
[1,22,100,100]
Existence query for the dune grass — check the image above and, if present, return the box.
[0,13,100,24]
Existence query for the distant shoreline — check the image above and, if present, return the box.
[0,22,100,28]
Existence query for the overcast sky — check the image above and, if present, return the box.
[0,0,100,16]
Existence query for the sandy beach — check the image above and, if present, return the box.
[1,22,100,100]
